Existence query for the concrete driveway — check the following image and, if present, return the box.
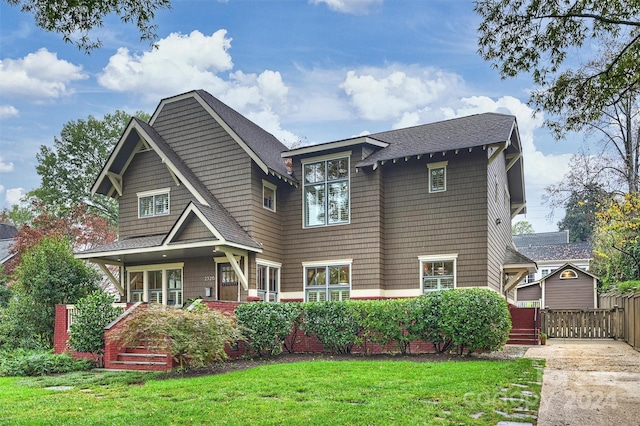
[525,339,640,426]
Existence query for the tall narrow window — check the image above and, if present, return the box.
[303,155,350,227]
[427,161,448,193]
[167,269,182,306]
[149,270,163,303]
[130,272,144,302]
[257,261,280,302]
[304,262,351,301]
[262,180,277,212]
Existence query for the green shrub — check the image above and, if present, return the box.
[300,301,361,354]
[439,288,511,355]
[68,291,124,366]
[354,299,418,354]
[109,304,242,370]
[615,280,640,294]
[409,292,453,353]
[0,349,94,377]
[235,302,301,358]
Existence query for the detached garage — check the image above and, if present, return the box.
[541,263,599,309]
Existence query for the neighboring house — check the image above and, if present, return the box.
[514,231,593,307]
[518,263,598,309]
[76,89,534,306]
[0,224,18,266]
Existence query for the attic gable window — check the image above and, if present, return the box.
[138,188,170,218]
[560,269,578,279]
[303,153,350,228]
[427,161,448,193]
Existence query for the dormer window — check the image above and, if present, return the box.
[138,188,170,218]
[303,153,350,227]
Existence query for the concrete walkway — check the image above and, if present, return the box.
[524,339,640,426]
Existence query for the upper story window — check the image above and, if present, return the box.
[303,153,350,227]
[138,188,170,218]
[262,180,277,212]
[419,254,457,292]
[427,161,448,193]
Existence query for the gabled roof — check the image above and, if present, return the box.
[356,113,519,168]
[194,90,295,183]
[517,241,592,262]
[0,224,17,240]
[513,231,569,248]
[542,263,599,281]
[77,201,263,260]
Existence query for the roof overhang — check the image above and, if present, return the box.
[282,136,389,158]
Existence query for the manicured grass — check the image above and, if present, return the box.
[0,358,543,425]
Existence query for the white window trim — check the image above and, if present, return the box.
[126,263,184,306]
[302,259,353,302]
[257,259,282,302]
[137,187,171,218]
[427,161,448,193]
[301,151,351,229]
[418,254,458,292]
[262,180,277,212]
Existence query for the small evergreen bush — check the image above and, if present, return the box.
[354,299,418,354]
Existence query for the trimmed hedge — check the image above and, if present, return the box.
[235,302,301,357]
[235,288,511,356]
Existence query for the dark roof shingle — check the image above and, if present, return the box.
[357,113,516,167]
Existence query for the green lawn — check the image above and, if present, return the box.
[0,358,543,425]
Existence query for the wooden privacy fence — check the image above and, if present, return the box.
[599,292,640,352]
[541,308,624,339]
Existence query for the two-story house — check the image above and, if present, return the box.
[76,89,534,306]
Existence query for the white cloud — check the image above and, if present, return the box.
[0,105,18,119]
[0,184,4,194]
[5,188,25,205]
[310,0,382,14]
[0,48,87,99]
[98,30,234,101]
[340,67,464,121]
[0,156,14,173]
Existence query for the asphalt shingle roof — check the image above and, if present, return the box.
[517,241,592,262]
[504,245,536,265]
[196,90,294,181]
[513,231,569,248]
[78,235,165,255]
[0,224,17,240]
[357,113,516,167]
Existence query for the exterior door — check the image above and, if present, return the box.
[218,263,238,301]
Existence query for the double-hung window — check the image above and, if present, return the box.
[419,255,457,292]
[138,188,170,218]
[303,154,350,227]
[257,261,280,302]
[304,261,351,301]
[427,161,447,193]
[262,180,276,212]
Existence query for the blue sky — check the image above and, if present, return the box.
[0,0,582,232]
